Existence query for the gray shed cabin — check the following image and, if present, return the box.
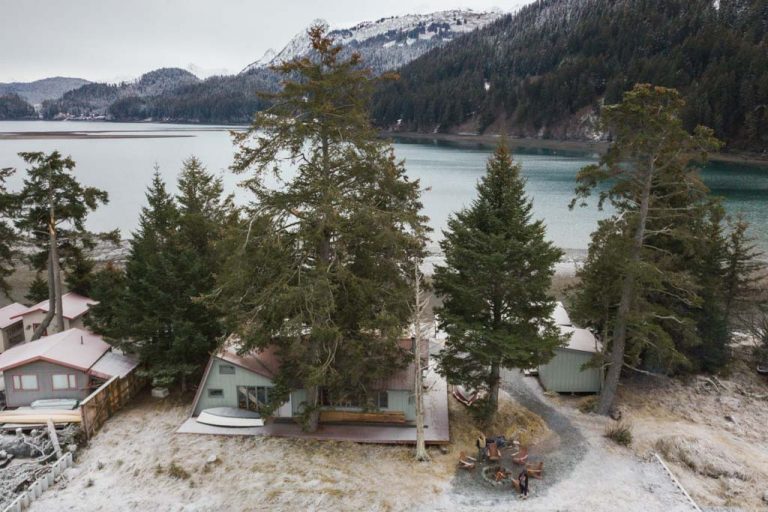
[537,303,602,394]
[192,338,425,423]
[0,328,138,408]
[0,303,26,352]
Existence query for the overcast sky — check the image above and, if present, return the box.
[0,0,534,83]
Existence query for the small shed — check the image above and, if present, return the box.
[538,303,602,393]
[0,303,27,351]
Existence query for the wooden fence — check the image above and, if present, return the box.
[79,368,144,440]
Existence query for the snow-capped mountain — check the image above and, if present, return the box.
[241,9,504,75]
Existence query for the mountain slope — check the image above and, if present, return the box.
[0,77,90,105]
[41,10,501,123]
[242,10,503,75]
[0,93,36,119]
[370,0,768,151]
[41,68,200,119]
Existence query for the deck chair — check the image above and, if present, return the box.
[526,461,544,479]
[511,446,528,465]
[510,477,521,493]
[486,442,501,462]
[458,451,477,470]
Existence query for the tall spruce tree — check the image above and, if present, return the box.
[0,167,16,298]
[15,151,108,338]
[434,140,564,421]
[570,84,725,415]
[220,26,427,431]
[91,161,231,390]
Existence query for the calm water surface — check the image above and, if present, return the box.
[1,121,766,253]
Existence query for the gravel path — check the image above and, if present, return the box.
[442,369,587,508]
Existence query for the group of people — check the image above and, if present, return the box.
[476,434,530,498]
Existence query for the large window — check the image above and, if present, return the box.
[12,374,38,390]
[237,386,270,412]
[52,374,77,390]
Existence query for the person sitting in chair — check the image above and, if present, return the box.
[518,468,529,499]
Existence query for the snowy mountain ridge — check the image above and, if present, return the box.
[241,9,505,75]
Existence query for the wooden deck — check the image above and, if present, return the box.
[177,368,450,445]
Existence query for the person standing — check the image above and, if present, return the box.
[518,468,529,499]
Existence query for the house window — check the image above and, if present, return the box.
[52,374,78,390]
[377,391,389,409]
[237,386,270,412]
[12,374,39,390]
[219,364,235,375]
[208,389,224,397]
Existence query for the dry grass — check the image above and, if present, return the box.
[448,389,549,455]
[604,422,632,447]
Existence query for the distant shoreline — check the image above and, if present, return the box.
[1,121,766,167]
[384,131,768,168]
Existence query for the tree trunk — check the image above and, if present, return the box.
[48,173,65,333]
[31,251,56,341]
[413,263,429,462]
[488,361,501,414]
[597,160,655,415]
[306,385,320,432]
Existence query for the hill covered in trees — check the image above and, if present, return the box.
[41,68,201,120]
[370,0,768,152]
[0,94,36,120]
[40,10,502,124]
[0,77,90,105]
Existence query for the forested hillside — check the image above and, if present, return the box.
[371,0,768,151]
[41,68,200,120]
[0,93,36,119]
[0,77,90,105]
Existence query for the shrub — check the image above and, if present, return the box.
[604,422,632,446]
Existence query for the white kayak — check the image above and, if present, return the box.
[197,407,264,427]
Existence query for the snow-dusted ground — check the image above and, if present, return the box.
[28,374,699,512]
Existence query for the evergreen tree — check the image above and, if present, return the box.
[570,84,723,415]
[220,26,427,431]
[0,166,15,298]
[15,151,108,339]
[25,274,49,304]
[434,140,564,421]
[91,161,232,390]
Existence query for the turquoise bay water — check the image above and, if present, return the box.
[1,121,766,253]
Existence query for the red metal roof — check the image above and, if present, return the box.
[0,303,27,329]
[0,328,110,374]
[11,292,98,321]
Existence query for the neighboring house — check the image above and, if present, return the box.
[0,303,27,352]
[12,292,98,342]
[538,302,603,393]
[0,328,137,408]
[192,338,426,423]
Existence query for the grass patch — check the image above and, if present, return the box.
[604,421,633,446]
[577,396,598,414]
[167,462,191,480]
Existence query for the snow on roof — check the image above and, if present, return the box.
[0,303,27,329]
[559,325,600,353]
[11,292,98,321]
[0,328,110,373]
[90,351,139,380]
[552,302,572,326]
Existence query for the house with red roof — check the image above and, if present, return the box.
[0,303,27,351]
[11,292,98,342]
[191,337,428,424]
[0,328,137,407]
